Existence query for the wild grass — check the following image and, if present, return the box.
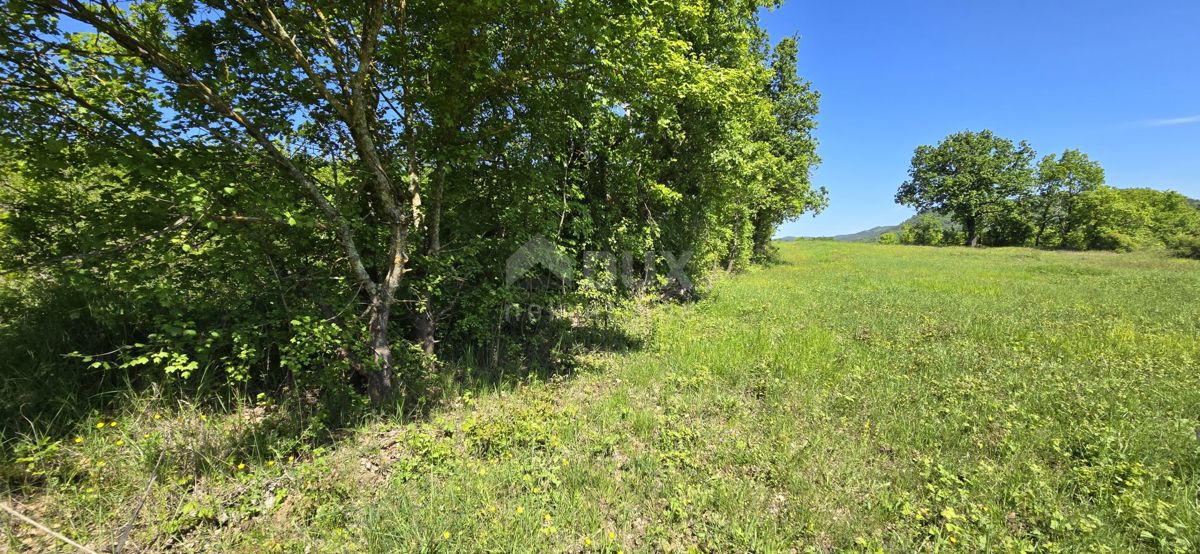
[4,241,1200,552]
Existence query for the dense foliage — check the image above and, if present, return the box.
[895,130,1035,247]
[877,212,961,247]
[0,0,824,432]
[891,131,1200,253]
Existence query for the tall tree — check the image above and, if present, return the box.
[0,0,826,410]
[748,36,826,261]
[1032,149,1105,247]
[896,130,1035,247]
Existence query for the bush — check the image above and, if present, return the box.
[1091,229,1141,252]
[1069,188,1200,252]
[890,213,958,246]
[942,228,967,245]
[1169,235,1200,259]
[906,214,946,246]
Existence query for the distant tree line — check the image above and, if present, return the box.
[0,0,825,425]
[883,130,1200,257]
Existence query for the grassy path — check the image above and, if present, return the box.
[9,241,1200,552]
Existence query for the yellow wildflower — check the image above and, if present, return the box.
[108,421,117,428]
[442,531,451,540]
[96,422,105,429]
[237,463,246,471]
[584,537,592,546]
[74,437,83,444]
[544,514,552,522]
[115,439,125,446]
[516,505,524,514]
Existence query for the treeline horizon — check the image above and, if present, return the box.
[878,130,1200,256]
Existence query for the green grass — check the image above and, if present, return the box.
[6,241,1200,552]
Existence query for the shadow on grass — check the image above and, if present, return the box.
[402,306,646,416]
[0,293,649,491]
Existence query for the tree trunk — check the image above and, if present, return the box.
[414,160,444,356]
[366,296,396,405]
[966,217,979,247]
[414,299,436,356]
[1060,198,1076,246]
[751,210,776,261]
[726,213,742,271]
[428,159,444,255]
[1034,203,1052,247]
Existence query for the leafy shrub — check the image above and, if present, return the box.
[941,227,967,245]
[1169,235,1200,259]
[901,213,947,246]
[1069,187,1200,251]
[1089,229,1142,252]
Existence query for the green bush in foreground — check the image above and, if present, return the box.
[1170,235,1200,259]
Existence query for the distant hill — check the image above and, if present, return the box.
[822,213,955,242]
[825,224,902,243]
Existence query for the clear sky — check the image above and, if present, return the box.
[763,0,1200,238]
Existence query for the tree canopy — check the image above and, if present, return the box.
[890,132,1199,253]
[0,0,824,415]
[895,130,1035,247]
[1031,149,1105,247]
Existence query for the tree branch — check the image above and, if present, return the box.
[0,216,190,276]
[43,0,379,297]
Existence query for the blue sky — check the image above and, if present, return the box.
[763,0,1200,238]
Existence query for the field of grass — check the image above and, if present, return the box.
[6,241,1200,552]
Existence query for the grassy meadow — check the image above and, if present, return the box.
[6,240,1200,552]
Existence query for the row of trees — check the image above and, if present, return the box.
[0,0,825,417]
[889,130,1200,253]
